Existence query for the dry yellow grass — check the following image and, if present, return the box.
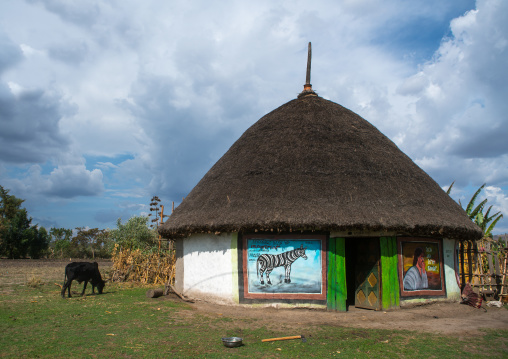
[109,245,175,286]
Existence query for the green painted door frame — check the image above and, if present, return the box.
[328,236,400,311]
[327,237,347,311]
[380,236,400,310]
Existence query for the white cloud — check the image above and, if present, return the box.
[95,162,118,170]
[386,0,508,177]
[29,163,101,196]
[483,186,508,233]
[43,164,104,198]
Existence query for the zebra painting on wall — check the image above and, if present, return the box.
[257,245,307,285]
[243,236,326,299]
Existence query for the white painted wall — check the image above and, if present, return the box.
[181,233,237,304]
[443,238,461,301]
[179,233,461,307]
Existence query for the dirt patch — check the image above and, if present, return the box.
[182,299,508,337]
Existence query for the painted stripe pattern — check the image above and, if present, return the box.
[256,245,307,285]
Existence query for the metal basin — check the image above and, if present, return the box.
[221,337,243,348]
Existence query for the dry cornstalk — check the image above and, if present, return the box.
[110,245,175,285]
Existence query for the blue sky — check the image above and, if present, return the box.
[1,0,507,234]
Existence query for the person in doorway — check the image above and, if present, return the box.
[403,247,428,291]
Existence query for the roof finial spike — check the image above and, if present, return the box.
[305,42,312,86]
[298,42,317,98]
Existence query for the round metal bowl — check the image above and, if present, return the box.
[221,337,243,348]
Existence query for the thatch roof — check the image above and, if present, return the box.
[159,94,482,241]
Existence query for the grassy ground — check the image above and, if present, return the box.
[0,279,507,358]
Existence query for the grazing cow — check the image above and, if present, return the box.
[61,262,106,298]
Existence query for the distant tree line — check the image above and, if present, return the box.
[3,182,502,259]
[0,185,161,259]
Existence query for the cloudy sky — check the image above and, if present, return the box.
[1,0,507,234]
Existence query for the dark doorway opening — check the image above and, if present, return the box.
[345,237,381,310]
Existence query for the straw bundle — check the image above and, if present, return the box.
[110,244,175,285]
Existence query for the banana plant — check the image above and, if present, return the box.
[447,182,503,238]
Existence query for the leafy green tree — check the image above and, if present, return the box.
[27,226,50,259]
[71,227,96,258]
[0,185,50,258]
[70,227,112,259]
[90,228,113,259]
[2,208,32,258]
[50,228,73,258]
[95,230,114,258]
[110,216,157,251]
[0,185,25,255]
[0,185,24,224]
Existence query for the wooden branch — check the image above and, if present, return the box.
[165,283,194,303]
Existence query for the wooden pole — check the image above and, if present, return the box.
[460,241,466,290]
[501,250,507,299]
[487,242,494,292]
[467,241,473,285]
[262,336,303,342]
[158,205,164,250]
[494,247,501,295]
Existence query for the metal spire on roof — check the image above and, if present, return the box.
[298,42,317,98]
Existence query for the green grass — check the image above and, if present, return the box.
[0,282,507,358]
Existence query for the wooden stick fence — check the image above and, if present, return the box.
[458,239,507,301]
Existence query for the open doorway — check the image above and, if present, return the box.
[345,237,381,310]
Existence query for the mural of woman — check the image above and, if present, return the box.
[403,247,428,291]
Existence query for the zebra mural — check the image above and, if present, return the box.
[257,245,308,285]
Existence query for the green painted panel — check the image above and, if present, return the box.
[327,238,347,311]
[389,236,399,306]
[380,236,399,309]
[393,237,400,306]
[380,237,390,310]
[327,238,336,310]
[335,238,347,311]
[389,236,396,307]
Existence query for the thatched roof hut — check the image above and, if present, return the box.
[159,93,481,242]
[158,44,483,310]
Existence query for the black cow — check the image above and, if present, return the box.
[61,262,106,298]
